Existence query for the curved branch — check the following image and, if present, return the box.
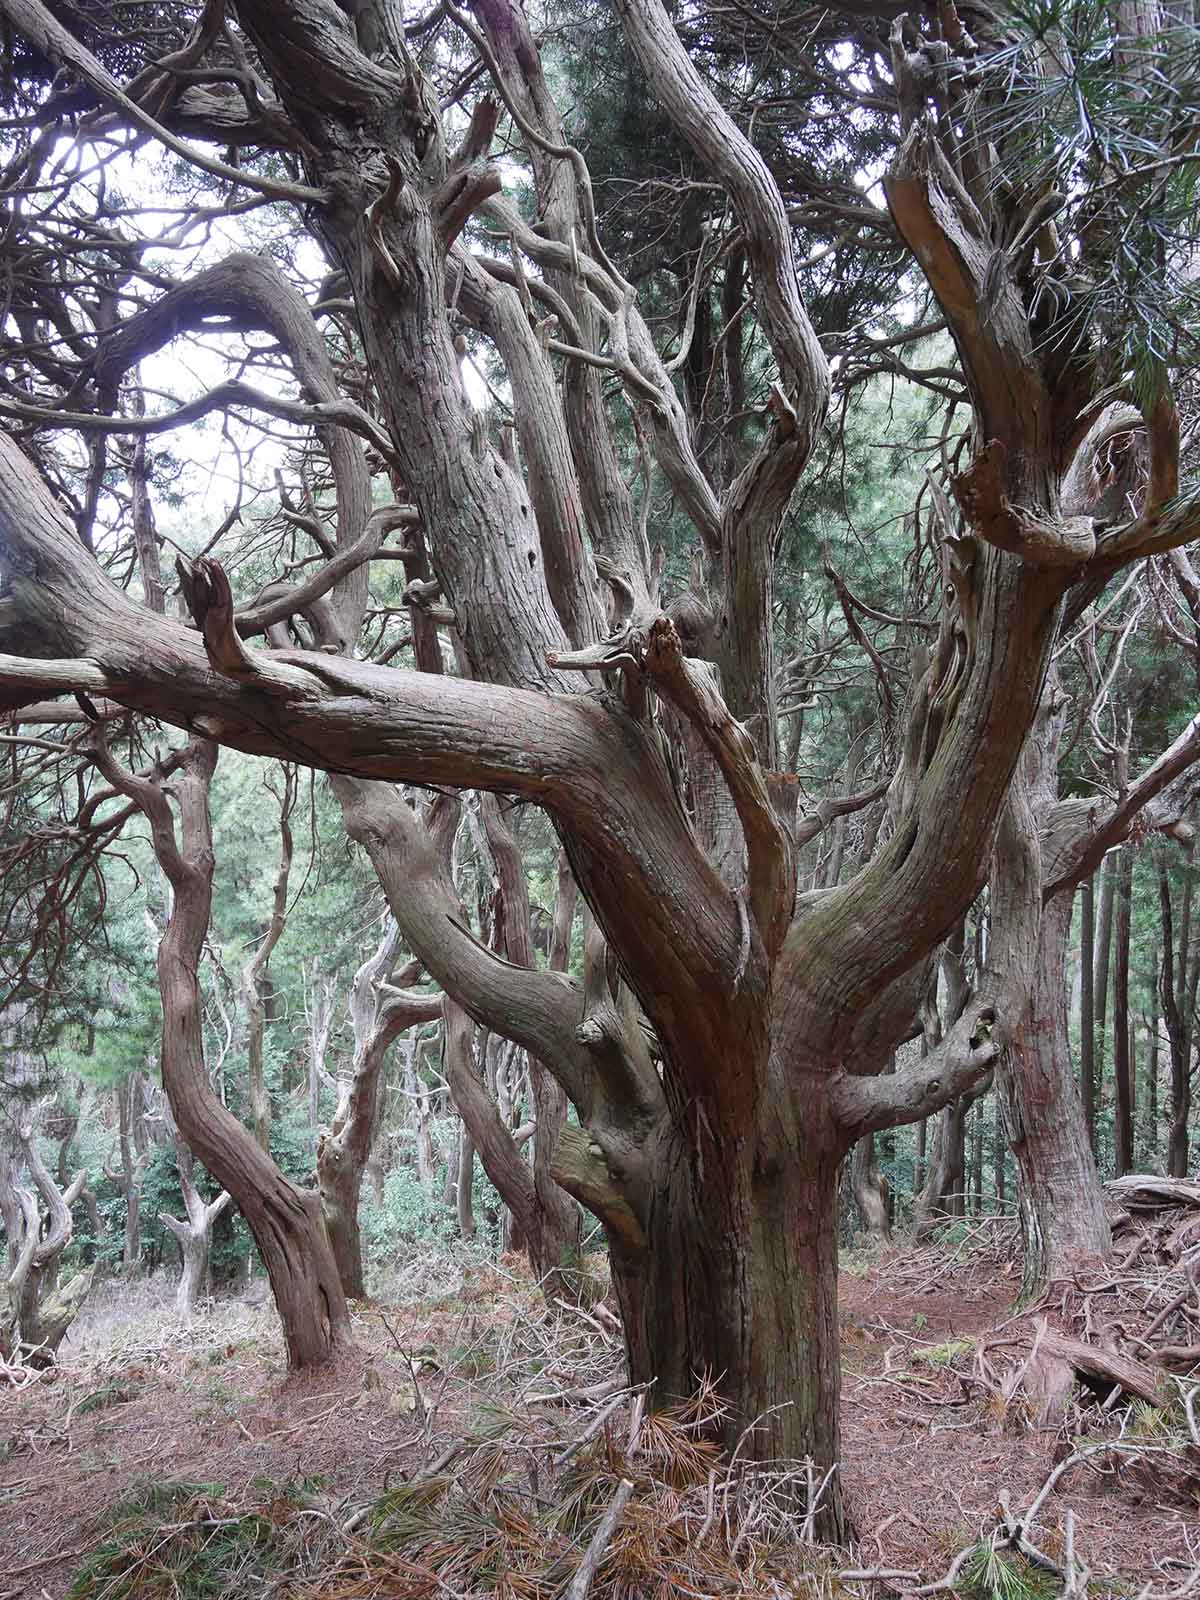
[0,0,325,202]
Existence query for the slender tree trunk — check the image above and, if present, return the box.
[1114,850,1135,1176]
[850,1132,892,1241]
[161,1135,232,1322]
[913,1097,969,1233]
[241,770,296,1153]
[119,1077,141,1276]
[1147,961,1158,1165]
[997,893,1111,1297]
[1159,862,1193,1178]
[1094,858,1117,1135]
[96,738,352,1367]
[456,1125,476,1241]
[406,1037,438,1198]
[1080,876,1096,1147]
[970,1105,984,1214]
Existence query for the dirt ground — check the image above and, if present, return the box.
[1,1242,1195,1599]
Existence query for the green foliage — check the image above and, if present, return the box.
[360,1143,501,1266]
[67,1479,310,1600]
[962,1539,1058,1600]
[982,0,1200,379]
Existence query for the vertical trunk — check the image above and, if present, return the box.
[1094,858,1117,1130]
[443,1002,577,1298]
[993,1091,1006,1208]
[442,1133,459,1210]
[319,1150,367,1302]
[1080,876,1096,1146]
[914,1115,927,1194]
[1147,961,1158,1165]
[605,1108,846,1543]
[1113,850,1134,1176]
[241,771,296,1153]
[456,1125,476,1241]
[405,1038,438,1198]
[912,1097,968,1234]
[970,1104,985,1214]
[997,894,1111,1297]
[315,916,438,1301]
[850,1132,892,1241]
[1158,863,1192,1178]
[119,1077,142,1275]
[162,1136,232,1322]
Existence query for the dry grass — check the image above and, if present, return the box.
[4,1232,1200,1599]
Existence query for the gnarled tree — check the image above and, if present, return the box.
[2,0,1199,1538]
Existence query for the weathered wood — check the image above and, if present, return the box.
[1041,1330,1167,1408]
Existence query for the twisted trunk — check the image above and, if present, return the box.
[997,893,1111,1297]
[95,738,352,1367]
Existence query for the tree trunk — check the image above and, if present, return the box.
[457,1124,476,1242]
[1094,858,1117,1131]
[993,1091,1006,1208]
[850,1132,892,1241]
[314,913,440,1300]
[970,1104,984,1214]
[602,1113,845,1542]
[913,1097,969,1234]
[95,738,352,1367]
[118,1072,145,1276]
[997,893,1111,1297]
[1080,875,1096,1146]
[241,770,296,1153]
[1159,861,1193,1178]
[1147,958,1158,1165]
[1114,849,1135,1175]
[406,1037,438,1198]
[161,1135,232,1321]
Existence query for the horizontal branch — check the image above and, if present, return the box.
[0,380,395,460]
[829,1006,999,1138]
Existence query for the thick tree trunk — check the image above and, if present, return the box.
[997,894,1111,1297]
[850,1133,892,1242]
[605,1114,845,1542]
[1114,849,1135,1175]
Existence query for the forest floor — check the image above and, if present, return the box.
[1,1233,1196,1600]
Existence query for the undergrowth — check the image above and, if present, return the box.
[67,1479,320,1600]
[64,1393,847,1600]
